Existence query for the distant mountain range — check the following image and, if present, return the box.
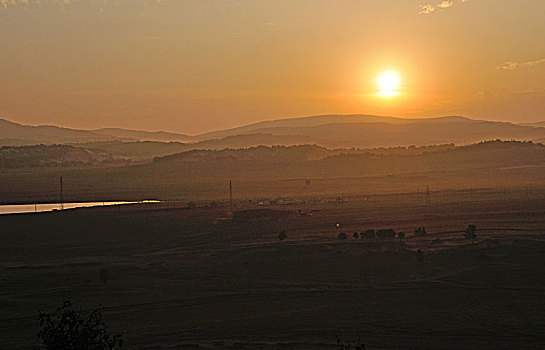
[193,115,545,148]
[2,115,545,153]
[0,118,115,145]
[520,121,545,128]
[90,128,191,142]
[0,118,191,145]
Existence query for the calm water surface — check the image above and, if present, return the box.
[0,200,160,215]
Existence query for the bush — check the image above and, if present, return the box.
[35,300,124,350]
[464,224,477,241]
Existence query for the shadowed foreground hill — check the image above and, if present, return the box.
[2,193,545,349]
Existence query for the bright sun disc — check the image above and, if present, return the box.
[377,70,401,97]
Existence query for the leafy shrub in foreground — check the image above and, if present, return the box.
[35,300,123,350]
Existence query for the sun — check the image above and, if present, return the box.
[376,70,401,97]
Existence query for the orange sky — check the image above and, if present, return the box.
[0,0,544,134]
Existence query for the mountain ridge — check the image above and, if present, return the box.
[3,115,545,151]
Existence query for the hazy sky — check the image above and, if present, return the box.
[1,0,544,134]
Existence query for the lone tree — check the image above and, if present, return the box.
[36,300,124,350]
[464,224,477,242]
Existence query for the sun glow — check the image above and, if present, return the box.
[376,70,401,97]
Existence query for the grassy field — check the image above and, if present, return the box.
[1,190,545,349]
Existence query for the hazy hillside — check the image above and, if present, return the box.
[193,114,413,140]
[194,115,545,148]
[74,134,316,160]
[72,141,189,161]
[0,119,191,145]
[149,140,545,180]
[0,119,116,144]
[193,115,473,140]
[92,128,192,142]
[154,145,330,164]
[193,133,315,150]
[0,144,124,168]
[5,115,545,155]
[2,140,544,203]
[520,121,545,127]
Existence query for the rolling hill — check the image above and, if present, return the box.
[4,115,545,155]
[0,144,125,168]
[91,128,192,142]
[149,139,545,177]
[0,118,115,145]
[2,140,545,203]
[0,118,192,145]
[192,115,545,148]
[520,121,545,128]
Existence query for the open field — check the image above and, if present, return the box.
[1,190,545,349]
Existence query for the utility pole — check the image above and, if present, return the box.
[60,176,64,210]
[426,184,430,207]
[229,180,233,214]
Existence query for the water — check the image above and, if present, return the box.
[0,200,160,215]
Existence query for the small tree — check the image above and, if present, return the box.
[416,248,424,262]
[464,224,477,242]
[36,301,124,350]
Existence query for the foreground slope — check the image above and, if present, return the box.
[1,194,545,349]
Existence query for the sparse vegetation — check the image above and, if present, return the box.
[414,227,427,236]
[336,331,365,350]
[416,249,424,262]
[35,301,123,350]
[362,230,375,239]
[464,224,477,242]
[376,229,396,240]
[2,192,545,349]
